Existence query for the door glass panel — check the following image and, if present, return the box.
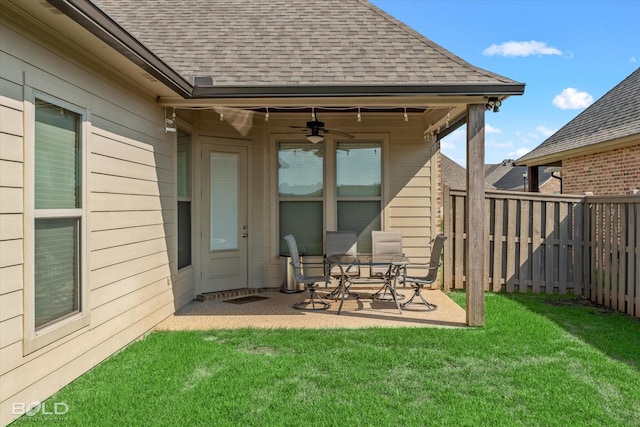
[211,152,238,251]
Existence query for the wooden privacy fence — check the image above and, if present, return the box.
[442,186,639,317]
[586,195,640,317]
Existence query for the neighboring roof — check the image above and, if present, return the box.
[517,67,640,165]
[441,154,467,190]
[485,159,552,191]
[84,0,524,98]
[441,154,494,190]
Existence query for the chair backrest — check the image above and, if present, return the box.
[325,231,358,276]
[326,231,357,257]
[283,234,305,282]
[371,231,403,275]
[425,234,447,281]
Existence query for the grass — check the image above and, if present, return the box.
[12,292,640,427]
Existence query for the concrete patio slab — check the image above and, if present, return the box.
[154,288,467,330]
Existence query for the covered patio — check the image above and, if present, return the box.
[155,287,467,330]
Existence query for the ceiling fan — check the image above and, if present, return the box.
[289,114,355,143]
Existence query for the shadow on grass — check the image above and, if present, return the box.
[501,292,640,371]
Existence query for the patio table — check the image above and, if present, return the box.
[326,254,409,315]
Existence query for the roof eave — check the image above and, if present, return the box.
[191,80,526,99]
[515,133,640,167]
[47,0,193,98]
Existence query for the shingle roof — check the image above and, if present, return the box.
[517,67,640,165]
[485,159,552,191]
[92,0,521,88]
[441,154,494,190]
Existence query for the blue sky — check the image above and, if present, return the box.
[370,0,640,167]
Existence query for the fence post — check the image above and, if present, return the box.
[443,184,452,292]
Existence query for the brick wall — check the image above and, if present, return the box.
[562,144,640,195]
[539,176,561,194]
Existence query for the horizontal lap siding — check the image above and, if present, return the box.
[387,129,436,264]
[0,15,182,425]
[0,63,25,405]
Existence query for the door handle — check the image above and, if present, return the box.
[242,232,248,238]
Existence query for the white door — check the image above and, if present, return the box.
[200,142,248,293]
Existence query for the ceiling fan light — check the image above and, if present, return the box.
[306,134,324,144]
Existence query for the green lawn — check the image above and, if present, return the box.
[12,292,640,426]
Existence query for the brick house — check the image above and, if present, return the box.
[517,67,640,195]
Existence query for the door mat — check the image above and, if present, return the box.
[223,295,270,304]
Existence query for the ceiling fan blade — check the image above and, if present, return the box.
[324,129,355,139]
[289,125,309,129]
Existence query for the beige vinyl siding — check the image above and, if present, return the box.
[386,122,437,264]
[0,14,186,424]
[0,59,25,395]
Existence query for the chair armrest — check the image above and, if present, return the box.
[406,261,440,267]
[296,260,327,266]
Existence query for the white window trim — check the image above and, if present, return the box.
[23,89,90,355]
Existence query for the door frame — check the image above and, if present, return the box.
[195,136,252,295]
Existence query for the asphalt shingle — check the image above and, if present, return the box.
[92,0,520,87]
[518,66,640,164]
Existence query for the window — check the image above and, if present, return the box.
[177,129,192,269]
[336,142,381,253]
[33,98,83,330]
[277,139,382,255]
[278,142,324,255]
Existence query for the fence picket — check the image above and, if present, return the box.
[618,204,627,313]
[454,194,465,290]
[532,202,542,293]
[627,202,640,318]
[492,199,504,291]
[506,199,517,293]
[545,202,555,294]
[519,200,530,293]
[558,202,569,294]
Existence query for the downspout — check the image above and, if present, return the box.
[551,171,563,193]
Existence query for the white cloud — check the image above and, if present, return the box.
[536,125,556,138]
[485,123,501,134]
[509,147,532,159]
[552,87,594,110]
[483,41,562,57]
[487,139,512,148]
[630,56,638,63]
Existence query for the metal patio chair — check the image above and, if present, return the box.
[370,231,405,300]
[324,231,360,300]
[283,234,331,310]
[401,234,447,310]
